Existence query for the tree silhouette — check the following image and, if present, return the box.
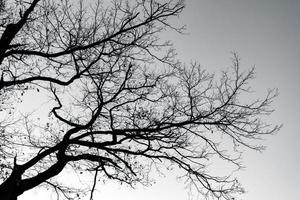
[0,1,280,200]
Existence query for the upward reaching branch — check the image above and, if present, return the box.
[0,1,279,200]
[0,0,40,64]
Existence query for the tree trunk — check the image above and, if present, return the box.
[0,169,23,200]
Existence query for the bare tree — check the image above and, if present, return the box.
[0,0,280,200]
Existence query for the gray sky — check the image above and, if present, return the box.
[21,0,300,199]
[170,0,300,199]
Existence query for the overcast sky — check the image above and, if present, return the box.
[21,0,300,199]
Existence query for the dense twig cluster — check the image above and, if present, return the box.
[0,1,279,200]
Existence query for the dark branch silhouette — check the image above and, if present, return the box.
[0,1,280,200]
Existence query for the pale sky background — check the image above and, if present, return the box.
[20,0,300,199]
